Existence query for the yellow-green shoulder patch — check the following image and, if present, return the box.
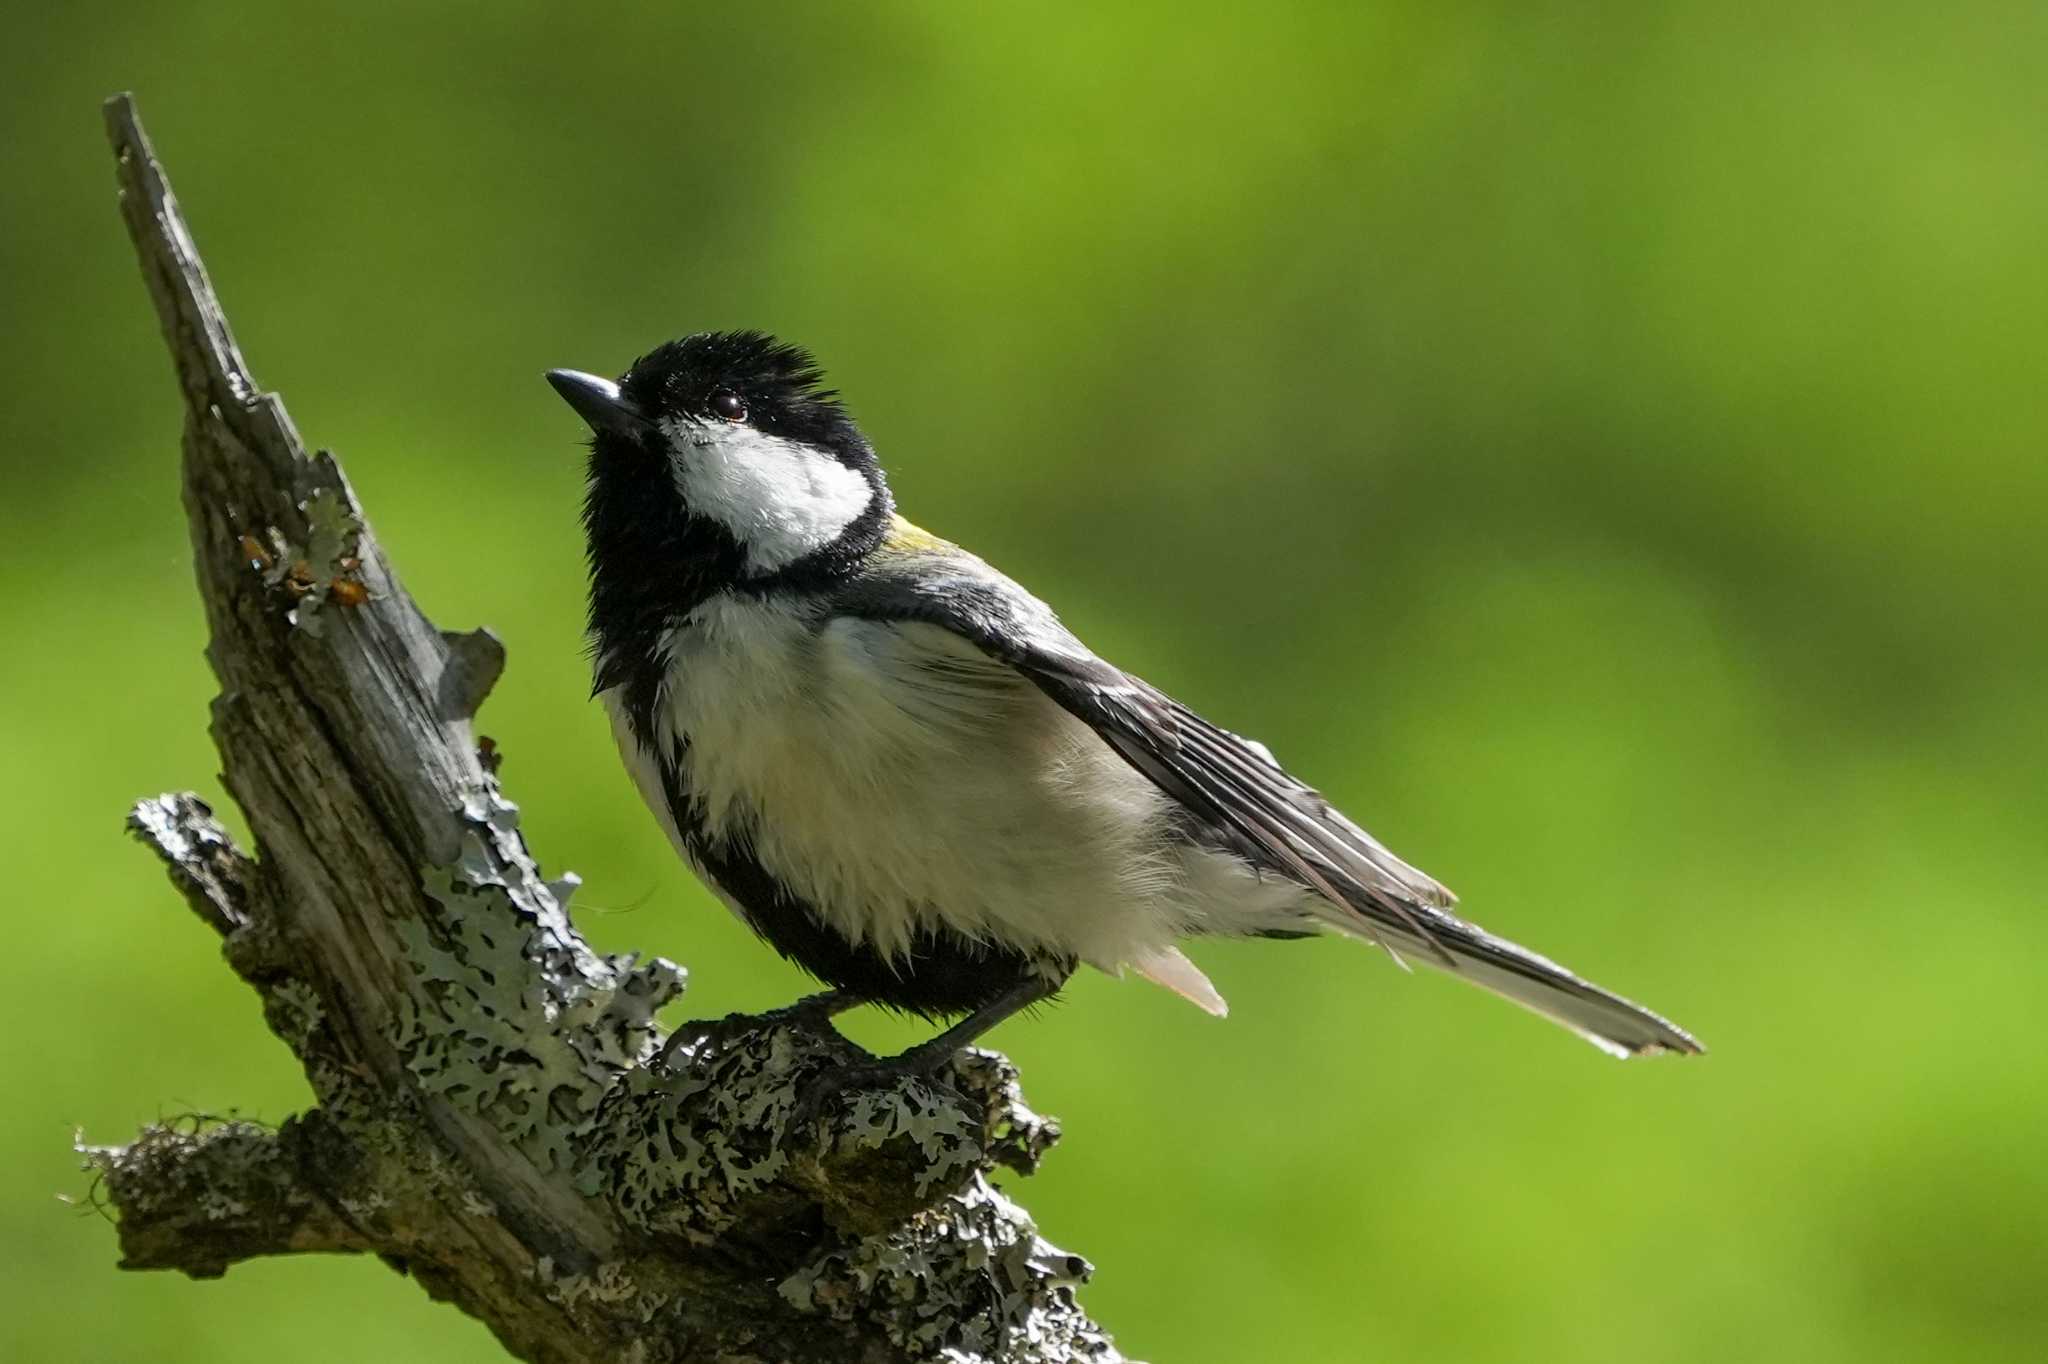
[882,514,955,556]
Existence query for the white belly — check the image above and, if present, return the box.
[605,593,1304,996]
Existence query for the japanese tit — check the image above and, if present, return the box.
[547,331,1700,1095]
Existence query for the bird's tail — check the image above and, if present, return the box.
[1321,905,1703,1058]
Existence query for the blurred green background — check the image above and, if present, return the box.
[5,3,2044,1360]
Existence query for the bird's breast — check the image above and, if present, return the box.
[635,592,1183,969]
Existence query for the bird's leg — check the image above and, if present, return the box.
[791,973,1060,1129]
[653,988,859,1072]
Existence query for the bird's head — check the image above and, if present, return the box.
[550,331,890,589]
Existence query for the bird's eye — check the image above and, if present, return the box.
[710,390,747,423]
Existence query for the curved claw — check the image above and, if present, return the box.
[787,1056,964,1135]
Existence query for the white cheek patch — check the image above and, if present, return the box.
[662,417,873,573]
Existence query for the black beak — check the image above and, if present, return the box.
[545,369,656,438]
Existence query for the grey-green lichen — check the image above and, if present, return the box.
[78,1114,376,1277]
[238,485,370,634]
[536,1256,659,1318]
[838,1077,986,1195]
[300,487,357,575]
[585,1023,1002,1245]
[778,1175,1121,1364]
[584,1031,804,1239]
[390,782,685,1175]
[79,1117,276,1223]
[946,1050,1063,1178]
[265,978,325,1056]
[126,792,252,938]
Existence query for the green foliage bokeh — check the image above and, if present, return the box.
[3,4,2043,1361]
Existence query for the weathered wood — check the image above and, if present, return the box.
[86,93,1125,1364]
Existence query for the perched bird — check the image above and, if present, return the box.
[548,332,1700,1103]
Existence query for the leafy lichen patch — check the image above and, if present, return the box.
[265,978,325,1056]
[584,1028,820,1242]
[390,784,684,1174]
[536,1256,659,1318]
[236,485,372,633]
[586,1023,1002,1247]
[947,1050,1062,1178]
[80,1117,278,1224]
[778,1175,1120,1364]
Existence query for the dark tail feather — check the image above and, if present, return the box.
[1320,904,1704,1057]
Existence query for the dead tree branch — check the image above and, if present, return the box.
[86,93,1124,1364]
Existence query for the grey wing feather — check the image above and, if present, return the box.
[834,548,1460,958]
[834,544,1704,1059]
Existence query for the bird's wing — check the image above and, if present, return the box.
[834,530,1463,960]
[834,526,1704,1058]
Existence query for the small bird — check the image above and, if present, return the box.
[548,332,1700,1102]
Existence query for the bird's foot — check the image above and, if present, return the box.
[653,990,852,1073]
[788,1042,963,1134]
[786,975,1059,1134]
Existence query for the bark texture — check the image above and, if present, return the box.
[86,93,1125,1364]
